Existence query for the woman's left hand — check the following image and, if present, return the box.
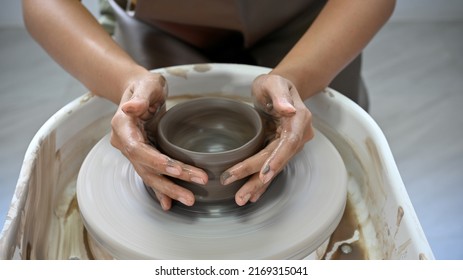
[220,74,314,206]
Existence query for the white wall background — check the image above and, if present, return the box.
[1,0,463,28]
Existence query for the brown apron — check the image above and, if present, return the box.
[107,0,368,110]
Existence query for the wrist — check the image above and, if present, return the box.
[270,64,331,101]
[114,64,151,103]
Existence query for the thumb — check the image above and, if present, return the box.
[121,93,150,118]
[271,95,296,116]
[121,74,168,119]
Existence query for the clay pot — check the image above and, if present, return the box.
[156,97,265,205]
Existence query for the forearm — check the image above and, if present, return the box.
[22,0,148,104]
[272,0,396,100]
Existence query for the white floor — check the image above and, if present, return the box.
[1,21,462,259]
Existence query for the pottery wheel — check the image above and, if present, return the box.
[77,128,347,259]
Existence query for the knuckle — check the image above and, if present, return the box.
[304,108,312,120]
[305,126,315,141]
[110,114,119,129]
[109,131,119,148]
[110,111,125,130]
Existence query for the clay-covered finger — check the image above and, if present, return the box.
[143,173,195,207]
[220,141,277,185]
[178,165,209,186]
[145,152,208,185]
[234,173,271,206]
[153,189,173,211]
[259,130,301,184]
[252,74,297,117]
[121,74,167,120]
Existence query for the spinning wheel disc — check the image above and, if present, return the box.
[77,128,347,259]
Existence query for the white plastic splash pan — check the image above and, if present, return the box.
[0,64,434,260]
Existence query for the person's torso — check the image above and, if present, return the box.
[134,0,317,48]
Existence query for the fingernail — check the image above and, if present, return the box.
[280,99,296,113]
[166,166,181,176]
[262,170,275,184]
[160,199,169,211]
[239,193,251,206]
[191,176,205,185]
[220,171,236,185]
[178,196,193,206]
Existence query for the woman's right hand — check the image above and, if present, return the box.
[109,72,209,211]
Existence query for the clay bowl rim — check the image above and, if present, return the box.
[156,97,264,158]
